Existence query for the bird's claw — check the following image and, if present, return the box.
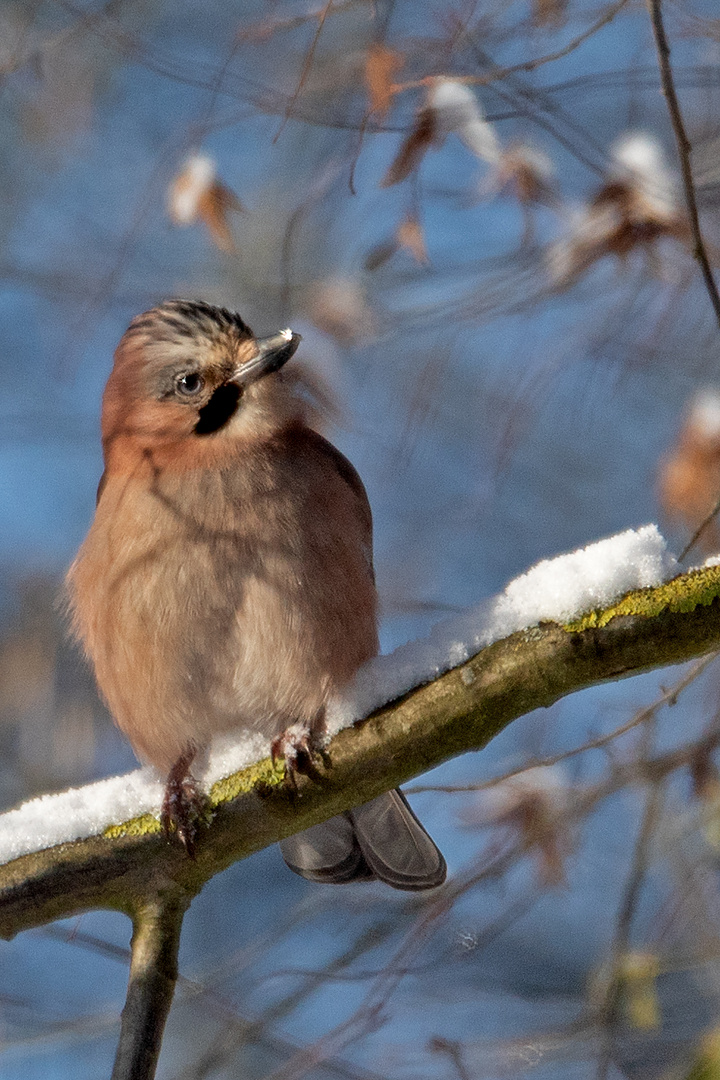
[161,747,205,858]
[271,722,329,791]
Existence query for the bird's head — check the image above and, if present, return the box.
[101,300,302,469]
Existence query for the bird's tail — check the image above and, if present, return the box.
[279,789,446,890]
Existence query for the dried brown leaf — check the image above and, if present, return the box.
[533,0,569,26]
[657,392,720,553]
[497,145,556,205]
[364,44,403,120]
[381,107,437,187]
[690,745,720,802]
[364,239,399,271]
[197,183,246,253]
[397,215,429,264]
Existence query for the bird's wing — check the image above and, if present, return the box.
[291,426,374,577]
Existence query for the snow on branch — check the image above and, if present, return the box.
[327,525,675,734]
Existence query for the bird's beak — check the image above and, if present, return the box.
[230,329,301,388]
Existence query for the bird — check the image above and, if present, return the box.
[66,299,446,890]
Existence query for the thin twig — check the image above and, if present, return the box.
[279,158,345,311]
[111,895,188,1080]
[236,0,361,42]
[646,0,720,332]
[392,0,631,92]
[679,494,720,561]
[274,0,334,141]
[594,783,664,1080]
[406,651,719,794]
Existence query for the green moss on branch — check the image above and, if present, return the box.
[565,564,720,632]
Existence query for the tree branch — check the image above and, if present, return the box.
[112,893,188,1080]
[2,564,720,941]
[646,0,720,332]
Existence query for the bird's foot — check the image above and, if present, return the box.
[161,746,205,859]
[271,721,329,792]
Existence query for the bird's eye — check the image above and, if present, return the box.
[176,372,205,397]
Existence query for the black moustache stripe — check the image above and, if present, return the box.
[194,383,242,436]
